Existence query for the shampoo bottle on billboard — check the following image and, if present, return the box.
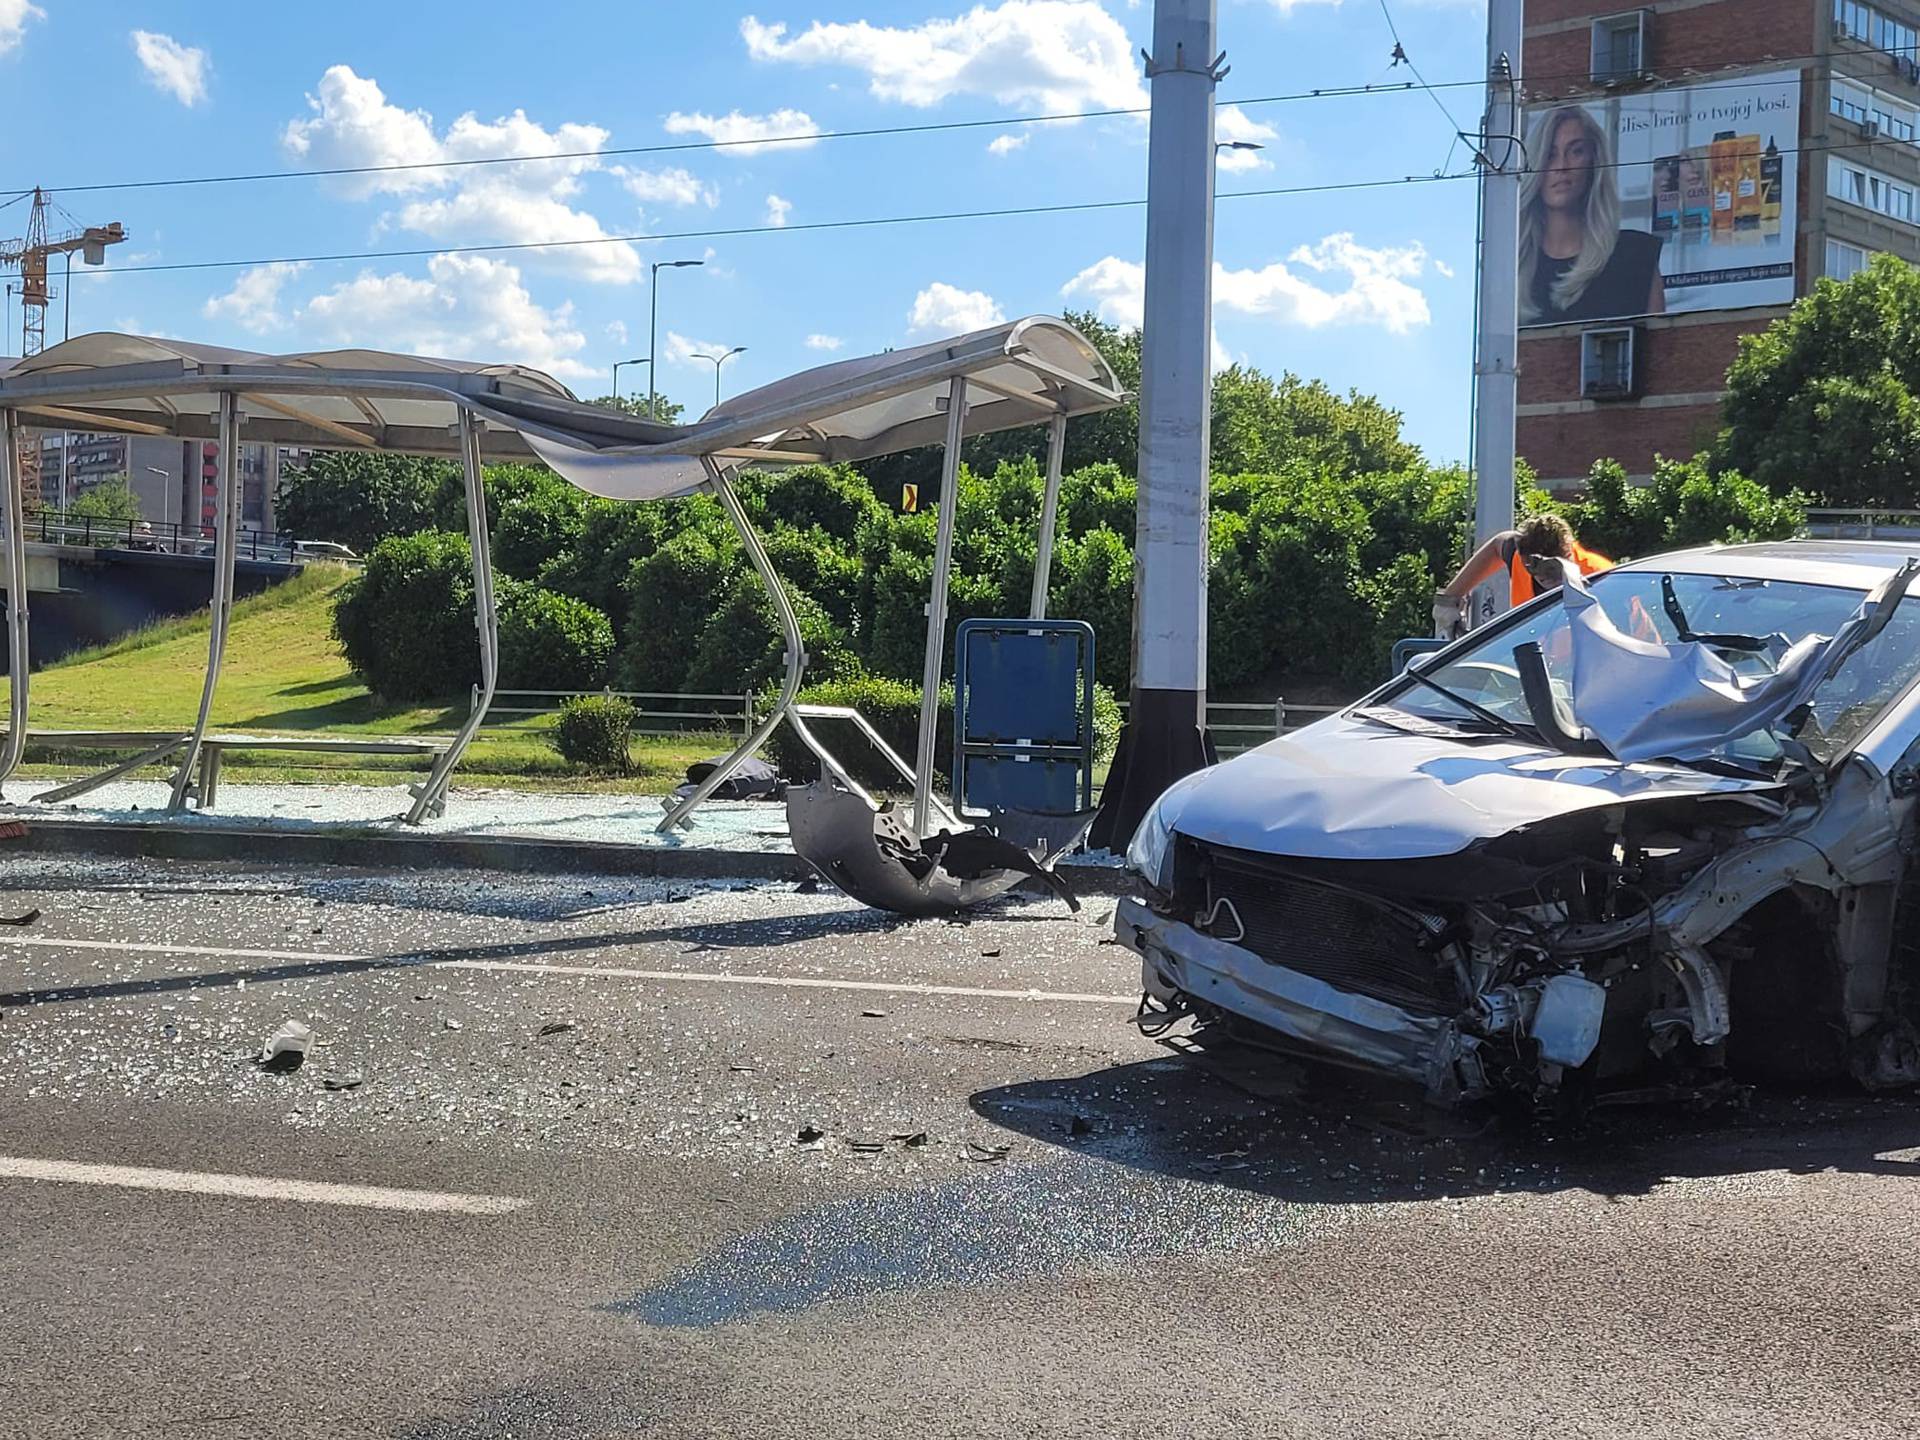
[1710,130,1740,236]
[1734,134,1763,235]
[1681,153,1712,234]
[1760,138,1783,237]
[1653,158,1682,236]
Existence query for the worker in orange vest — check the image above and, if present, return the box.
[1432,514,1613,637]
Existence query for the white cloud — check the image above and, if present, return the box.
[282,66,640,284]
[804,333,844,351]
[908,282,1005,335]
[1064,237,1434,338]
[131,30,209,107]
[202,262,308,334]
[1,0,43,56]
[741,4,1146,112]
[619,166,719,208]
[764,193,792,228]
[987,132,1029,156]
[661,108,822,156]
[1215,104,1278,173]
[605,319,629,345]
[300,252,594,380]
[1060,255,1145,328]
[1219,233,1434,334]
[663,330,737,367]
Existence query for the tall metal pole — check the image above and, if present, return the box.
[1473,0,1525,602]
[1089,0,1221,852]
[913,377,969,838]
[647,276,661,420]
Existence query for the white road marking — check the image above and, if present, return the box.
[0,935,1136,1005]
[0,1156,526,1215]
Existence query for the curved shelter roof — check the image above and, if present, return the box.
[0,317,1125,500]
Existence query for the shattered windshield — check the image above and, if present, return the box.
[1386,570,1920,763]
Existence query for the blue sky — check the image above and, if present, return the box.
[0,0,1487,459]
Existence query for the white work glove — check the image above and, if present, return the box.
[1431,593,1464,639]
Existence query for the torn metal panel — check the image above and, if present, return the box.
[786,783,1074,917]
[1561,558,1920,764]
[1119,898,1461,1095]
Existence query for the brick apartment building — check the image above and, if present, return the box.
[1518,0,1920,487]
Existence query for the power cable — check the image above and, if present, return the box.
[5,46,1888,199]
[12,128,1906,286]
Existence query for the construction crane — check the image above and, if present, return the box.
[1,188,128,504]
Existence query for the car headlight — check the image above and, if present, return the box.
[1124,770,1205,894]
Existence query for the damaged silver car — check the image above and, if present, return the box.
[1116,540,1920,1106]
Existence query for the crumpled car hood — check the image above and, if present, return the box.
[1166,713,1782,861]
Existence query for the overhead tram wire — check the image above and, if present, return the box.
[8,47,1873,200]
[10,125,1907,289]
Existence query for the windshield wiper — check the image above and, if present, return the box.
[1399,667,1544,745]
[1661,574,1770,653]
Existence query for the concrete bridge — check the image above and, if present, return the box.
[2,539,298,667]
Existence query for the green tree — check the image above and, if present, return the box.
[69,475,142,523]
[1720,253,1920,507]
[276,452,454,551]
[589,393,686,423]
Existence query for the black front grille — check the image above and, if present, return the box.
[1201,847,1455,1016]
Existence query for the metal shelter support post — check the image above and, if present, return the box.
[655,456,811,833]
[913,377,969,838]
[0,409,28,790]
[169,392,240,810]
[1030,411,1067,619]
[405,408,500,823]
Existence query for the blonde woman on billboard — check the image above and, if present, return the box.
[1519,105,1666,325]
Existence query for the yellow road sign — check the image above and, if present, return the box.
[901,484,918,513]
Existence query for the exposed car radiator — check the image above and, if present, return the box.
[1200,846,1455,1016]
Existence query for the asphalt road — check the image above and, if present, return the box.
[1,854,1917,1439]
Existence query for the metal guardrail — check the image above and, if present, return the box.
[1805,508,1920,539]
[486,688,757,741]
[1112,696,1346,758]
[17,507,302,561]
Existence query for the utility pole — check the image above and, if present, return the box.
[1472,0,1524,614]
[1089,0,1221,853]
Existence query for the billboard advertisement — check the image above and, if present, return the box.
[1520,70,1801,327]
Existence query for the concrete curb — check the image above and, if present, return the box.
[8,819,1136,896]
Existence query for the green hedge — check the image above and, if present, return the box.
[499,584,615,691]
[552,694,635,773]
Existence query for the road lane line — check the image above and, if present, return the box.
[0,1156,526,1215]
[0,935,1136,1005]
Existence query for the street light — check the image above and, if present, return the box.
[1215,140,1265,158]
[610,355,648,404]
[648,258,706,419]
[687,345,748,412]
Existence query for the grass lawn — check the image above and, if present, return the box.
[21,566,731,794]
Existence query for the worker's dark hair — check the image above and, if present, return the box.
[1516,513,1576,560]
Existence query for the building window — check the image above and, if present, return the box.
[1832,77,1919,140]
[1829,155,1917,219]
[1581,327,1639,400]
[1835,0,1920,64]
[1590,11,1649,84]
[1826,239,1876,279]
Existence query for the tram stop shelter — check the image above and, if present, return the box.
[0,319,1124,887]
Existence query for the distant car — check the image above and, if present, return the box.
[292,540,360,563]
[1117,539,1920,1107]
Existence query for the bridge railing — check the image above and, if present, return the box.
[18,508,302,561]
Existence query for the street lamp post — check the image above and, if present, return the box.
[610,356,648,404]
[688,345,748,413]
[647,258,706,419]
[1215,140,1264,160]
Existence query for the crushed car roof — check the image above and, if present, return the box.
[1615,538,1920,589]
